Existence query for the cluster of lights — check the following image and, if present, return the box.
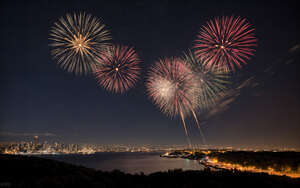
[208,157,300,178]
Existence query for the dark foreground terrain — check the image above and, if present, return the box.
[0,154,299,188]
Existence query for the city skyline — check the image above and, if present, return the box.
[2,135,299,154]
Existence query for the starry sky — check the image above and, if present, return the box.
[0,0,299,149]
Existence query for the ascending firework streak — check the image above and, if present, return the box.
[49,12,111,75]
[193,16,257,72]
[146,58,198,148]
[95,45,141,93]
[182,50,230,145]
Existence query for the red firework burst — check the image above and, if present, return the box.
[95,45,141,93]
[146,57,198,117]
[193,16,257,72]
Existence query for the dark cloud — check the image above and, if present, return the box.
[289,43,300,53]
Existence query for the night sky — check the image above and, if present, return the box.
[1,0,299,148]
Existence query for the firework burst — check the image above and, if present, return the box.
[49,12,111,75]
[146,57,198,117]
[183,50,229,110]
[146,58,198,147]
[193,16,257,72]
[95,45,141,93]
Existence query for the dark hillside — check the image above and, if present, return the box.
[1,154,300,188]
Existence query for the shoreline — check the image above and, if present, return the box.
[160,151,300,178]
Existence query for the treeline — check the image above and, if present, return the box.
[0,154,300,188]
[208,151,300,173]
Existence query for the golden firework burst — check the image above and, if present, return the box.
[49,12,111,75]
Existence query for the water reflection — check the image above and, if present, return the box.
[41,152,204,174]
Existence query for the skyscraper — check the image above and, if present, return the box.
[34,136,39,146]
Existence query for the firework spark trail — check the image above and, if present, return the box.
[49,12,111,75]
[179,108,192,148]
[95,45,141,93]
[191,109,206,145]
[146,58,198,148]
[193,16,257,72]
